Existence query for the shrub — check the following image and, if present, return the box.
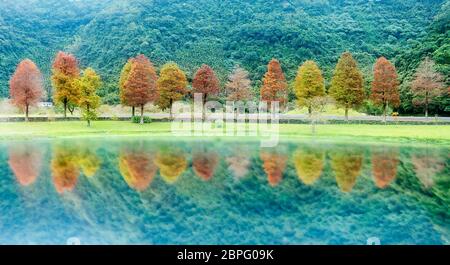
[132,116,152,123]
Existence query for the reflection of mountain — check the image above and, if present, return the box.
[51,145,79,194]
[155,149,188,184]
[330,149,363,193]
[226,148,251,179]
[260,150,287,187]
[293,147,324,185]
[192,148,219,181]
[8,144,42,186]
[412,152,445,189]
[119,149,156,191]
[371,147,399,189]
[77,147,101,178]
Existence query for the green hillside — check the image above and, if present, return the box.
[0,0,448,112]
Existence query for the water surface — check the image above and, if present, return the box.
[0,138,448,245]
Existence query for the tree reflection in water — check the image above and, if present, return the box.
[226,146,251,180]
[260,149,288,187]
[412,149,445,189]
[51,144,80,194]
[8,143,43,186]
[192,147,219,181]
[155,147,188,184]
[293,146,325,185]
[371,146,399,189]
[330,148,363,193]
[119,146,157,191]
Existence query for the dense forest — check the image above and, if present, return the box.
[0,0,449,114]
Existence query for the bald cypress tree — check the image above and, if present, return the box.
[260,59,288,110]
[329,52,365,121]
[370,57,400,122]
[294,60,326,115]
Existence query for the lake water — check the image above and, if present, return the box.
[0,138,448,245]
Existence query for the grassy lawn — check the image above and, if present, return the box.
[0,121,449,144]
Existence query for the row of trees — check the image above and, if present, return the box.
[9,51,447,125]
[9,52,101,125]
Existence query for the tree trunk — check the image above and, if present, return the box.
[308,106,312,117]
[425,92,429,119]
[169,98,173,120]
[68,104,75,116]
[345,107,349,122]
[202,93,207,121]
[87,105,91,127]
[25,104,29,122]
[383,103,387,123]
[140,104,144,124]
[63,100,67,119]
[132,106,135,117]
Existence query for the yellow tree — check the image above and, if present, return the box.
[330,149,363,193]
[154,148,188,184]
[294,60,326,115]
[77,147,101,178]
[76,68,102,127]
[292,147,325,185]
[51,145,80,194]
[119,60,135,116]
[51,51,80,118]
[329,52,365,121]
[156,62,188,119]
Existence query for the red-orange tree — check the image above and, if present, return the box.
[192,64,220,119]
[371,148,399,189]
[123,54,158,124]
[51,51,80,118]
[260,150,288,187]
[260,59,288,110]
[370,57,400,122]
[9,59,44,121]
[119,149,157,192]
[192,149,219,181]
[8,144,42,186]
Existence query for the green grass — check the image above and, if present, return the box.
[0,121,448,145]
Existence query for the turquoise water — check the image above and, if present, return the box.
[0,138,448,245]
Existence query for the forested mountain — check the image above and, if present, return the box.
[0,0,448,113]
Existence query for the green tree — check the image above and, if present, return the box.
[329,52,365,121]
[76,68,102,127]
[294,60,326,115]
